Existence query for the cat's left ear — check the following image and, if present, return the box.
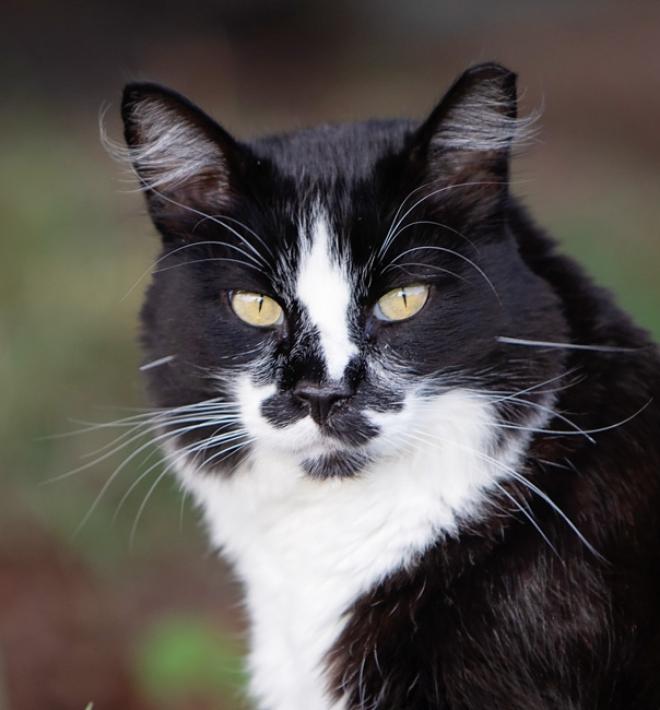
[410,63,530,211]
[120,83,244,237]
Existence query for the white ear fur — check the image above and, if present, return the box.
[105,85,231,196]
[432,80,538,155]
[420,63,539,175]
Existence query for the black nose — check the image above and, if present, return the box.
[293,381,352,425]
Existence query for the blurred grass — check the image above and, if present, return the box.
[1,115,159,558]
[550,192,660,339]
[136,616,246,707]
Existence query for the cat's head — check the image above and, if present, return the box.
[119,63,566,479]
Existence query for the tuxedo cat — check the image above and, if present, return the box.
[117,63,660,709]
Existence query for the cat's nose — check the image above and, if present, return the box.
[293,381,352,426]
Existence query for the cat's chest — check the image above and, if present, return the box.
[179,421,513,710]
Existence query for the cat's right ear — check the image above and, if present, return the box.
[406,63,536,220]
[119,83,242,236]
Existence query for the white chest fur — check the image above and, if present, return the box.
[177,391,522,710]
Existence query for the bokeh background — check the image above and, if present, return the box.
[2,1,659,708]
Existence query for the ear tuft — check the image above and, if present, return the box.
[121,83,232,195]
[405,63,538,221]
[102,82,240,216]
[415,63,538,183]
[432,64,532,153]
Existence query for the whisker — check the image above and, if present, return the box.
[51,398,242,436]
[491,480,560,557]
[383,245,499,301]
[179,489,189,533]
[79,421,155,459]
[497,336,639,353]
[493,395,596,445]
[193,213,275,262]
[112,448,164,523]
[198,436,256,468]
[121,237,266,302]
[130,467,171,549]
[66,407,238,435]
[382,181,436,246]
[153,256,265,276]
[176,429,250,457]
[150,189,273,269]
[140,355,176,371]
[381,262,466,282]
[70,419,243,533]
[402,426,601,557]
[214,345,265,361]
[459,368,583,404]
[505,468,603,559]
[384,219,478,254]
[495,399,652,438]
[47,413,243,481]
[80,397,241,417]
[379,180,507,261]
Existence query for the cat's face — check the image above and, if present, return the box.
[122,64,567,479]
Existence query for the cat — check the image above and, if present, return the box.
[116,63,660,709]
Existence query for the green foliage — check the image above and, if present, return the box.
[555,210,660,338]
[135,616,246,706]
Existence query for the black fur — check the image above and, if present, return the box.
[121,63,660,707]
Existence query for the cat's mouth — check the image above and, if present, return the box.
[287,413,383,477]
[268,405,394,478]
[288,431,372,478]
[300,449,371,478]
[249,382,387,477]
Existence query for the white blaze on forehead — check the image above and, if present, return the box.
[296,212,358,380]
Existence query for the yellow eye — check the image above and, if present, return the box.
[375,284,429,322]
[231,290,283,328]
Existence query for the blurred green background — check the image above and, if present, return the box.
[1,1,659,708]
